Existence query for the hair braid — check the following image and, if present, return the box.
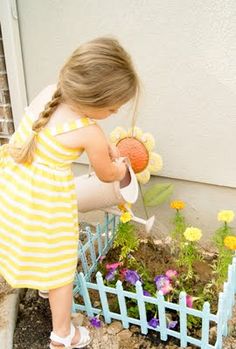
[9,87,62,164]
[32,88,62,133]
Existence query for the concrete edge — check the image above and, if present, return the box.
[0,288,25,349]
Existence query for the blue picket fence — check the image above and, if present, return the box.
[72,213,236,349]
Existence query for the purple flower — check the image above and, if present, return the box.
[143,290,151,297]
[154,275,171,290]
[90,316,101,328]
[125,269,141,285]
[168,320,178,329]
[148,317,159,328]
[105,270,116,281]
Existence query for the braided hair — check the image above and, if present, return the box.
[9,87,62,163]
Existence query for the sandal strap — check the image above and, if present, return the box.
[50,323,75,347]
[77,326,90,345]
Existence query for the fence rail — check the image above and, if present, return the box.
[73,213,236,349]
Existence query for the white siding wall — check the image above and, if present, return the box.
[17,0,236,188]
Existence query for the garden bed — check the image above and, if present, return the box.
[73,210,236,349]
[75,236,218,347]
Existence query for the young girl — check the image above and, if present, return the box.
[0,37,140,348]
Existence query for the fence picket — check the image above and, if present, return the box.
[116,280,129,328]
[86,226,97,267]
[201,302,210,348]
[136,281,148,334]
[78,272,94,317]
[78,241,89,277]
[96,271,112,323]
[104,213,109,247]
[233,256,236,293]
[222,282,229,336]
[96,223,103,257]
[179,291,188,347]
[157,291,168,341]
[227,265,234,319]
[216,292,224,349]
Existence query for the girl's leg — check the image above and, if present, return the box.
[48,282,80,345]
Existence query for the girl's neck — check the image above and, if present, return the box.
[46,103,86,128]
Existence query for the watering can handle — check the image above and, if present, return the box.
[88,157,130,177]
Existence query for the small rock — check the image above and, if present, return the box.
[117,329,132,340]
[153,239,163,245]
[93,300,101,307]
[164,236,173,244]
[102,334,108,342]
[228,318,236,336]
[130,325,140,333]
[209,325,217,342]
[19,304,24,311]
[71,312,85,326]
[107,321,123,335]
[24,289,37,302]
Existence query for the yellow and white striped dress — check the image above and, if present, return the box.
[0,110,95,290]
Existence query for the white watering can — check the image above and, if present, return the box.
[74,157,155,233]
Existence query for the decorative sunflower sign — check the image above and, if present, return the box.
[110,126,163,184]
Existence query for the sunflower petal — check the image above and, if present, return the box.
[127,126,143,139]
[140,132,155,151]
[147,153,163,173]
[136,169,151,184]
[110,127,127,144]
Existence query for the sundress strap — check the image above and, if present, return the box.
[48,117,96,136]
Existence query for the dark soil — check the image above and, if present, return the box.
[13,289,52,349]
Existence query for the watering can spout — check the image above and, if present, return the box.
[103,207,155,234]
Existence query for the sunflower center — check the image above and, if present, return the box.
[117,137,149,173]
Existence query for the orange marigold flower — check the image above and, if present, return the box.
[224,236,236,250]
[170,200,185,210]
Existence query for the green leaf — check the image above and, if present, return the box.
[143,183,174,207]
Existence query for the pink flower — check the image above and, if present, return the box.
[165,269,178,279]
[120,268,128,277]
[186,295,193,308]
[98,255,105,263]
[105,262,123,271]
[160,284,173,295]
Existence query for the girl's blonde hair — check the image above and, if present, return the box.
[9,37,140,164]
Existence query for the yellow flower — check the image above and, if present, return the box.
[224,236,236,250]
[170,200,185,210]
[184,227,202,242]
[120,211,132,223]
[110,127,128,143]
[110,126,162,184]
[217,210,235,224]
[118,202,132,212]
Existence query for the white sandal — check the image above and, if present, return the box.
[49,322,91,349]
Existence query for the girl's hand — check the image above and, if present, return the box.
[108,143,120,161]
